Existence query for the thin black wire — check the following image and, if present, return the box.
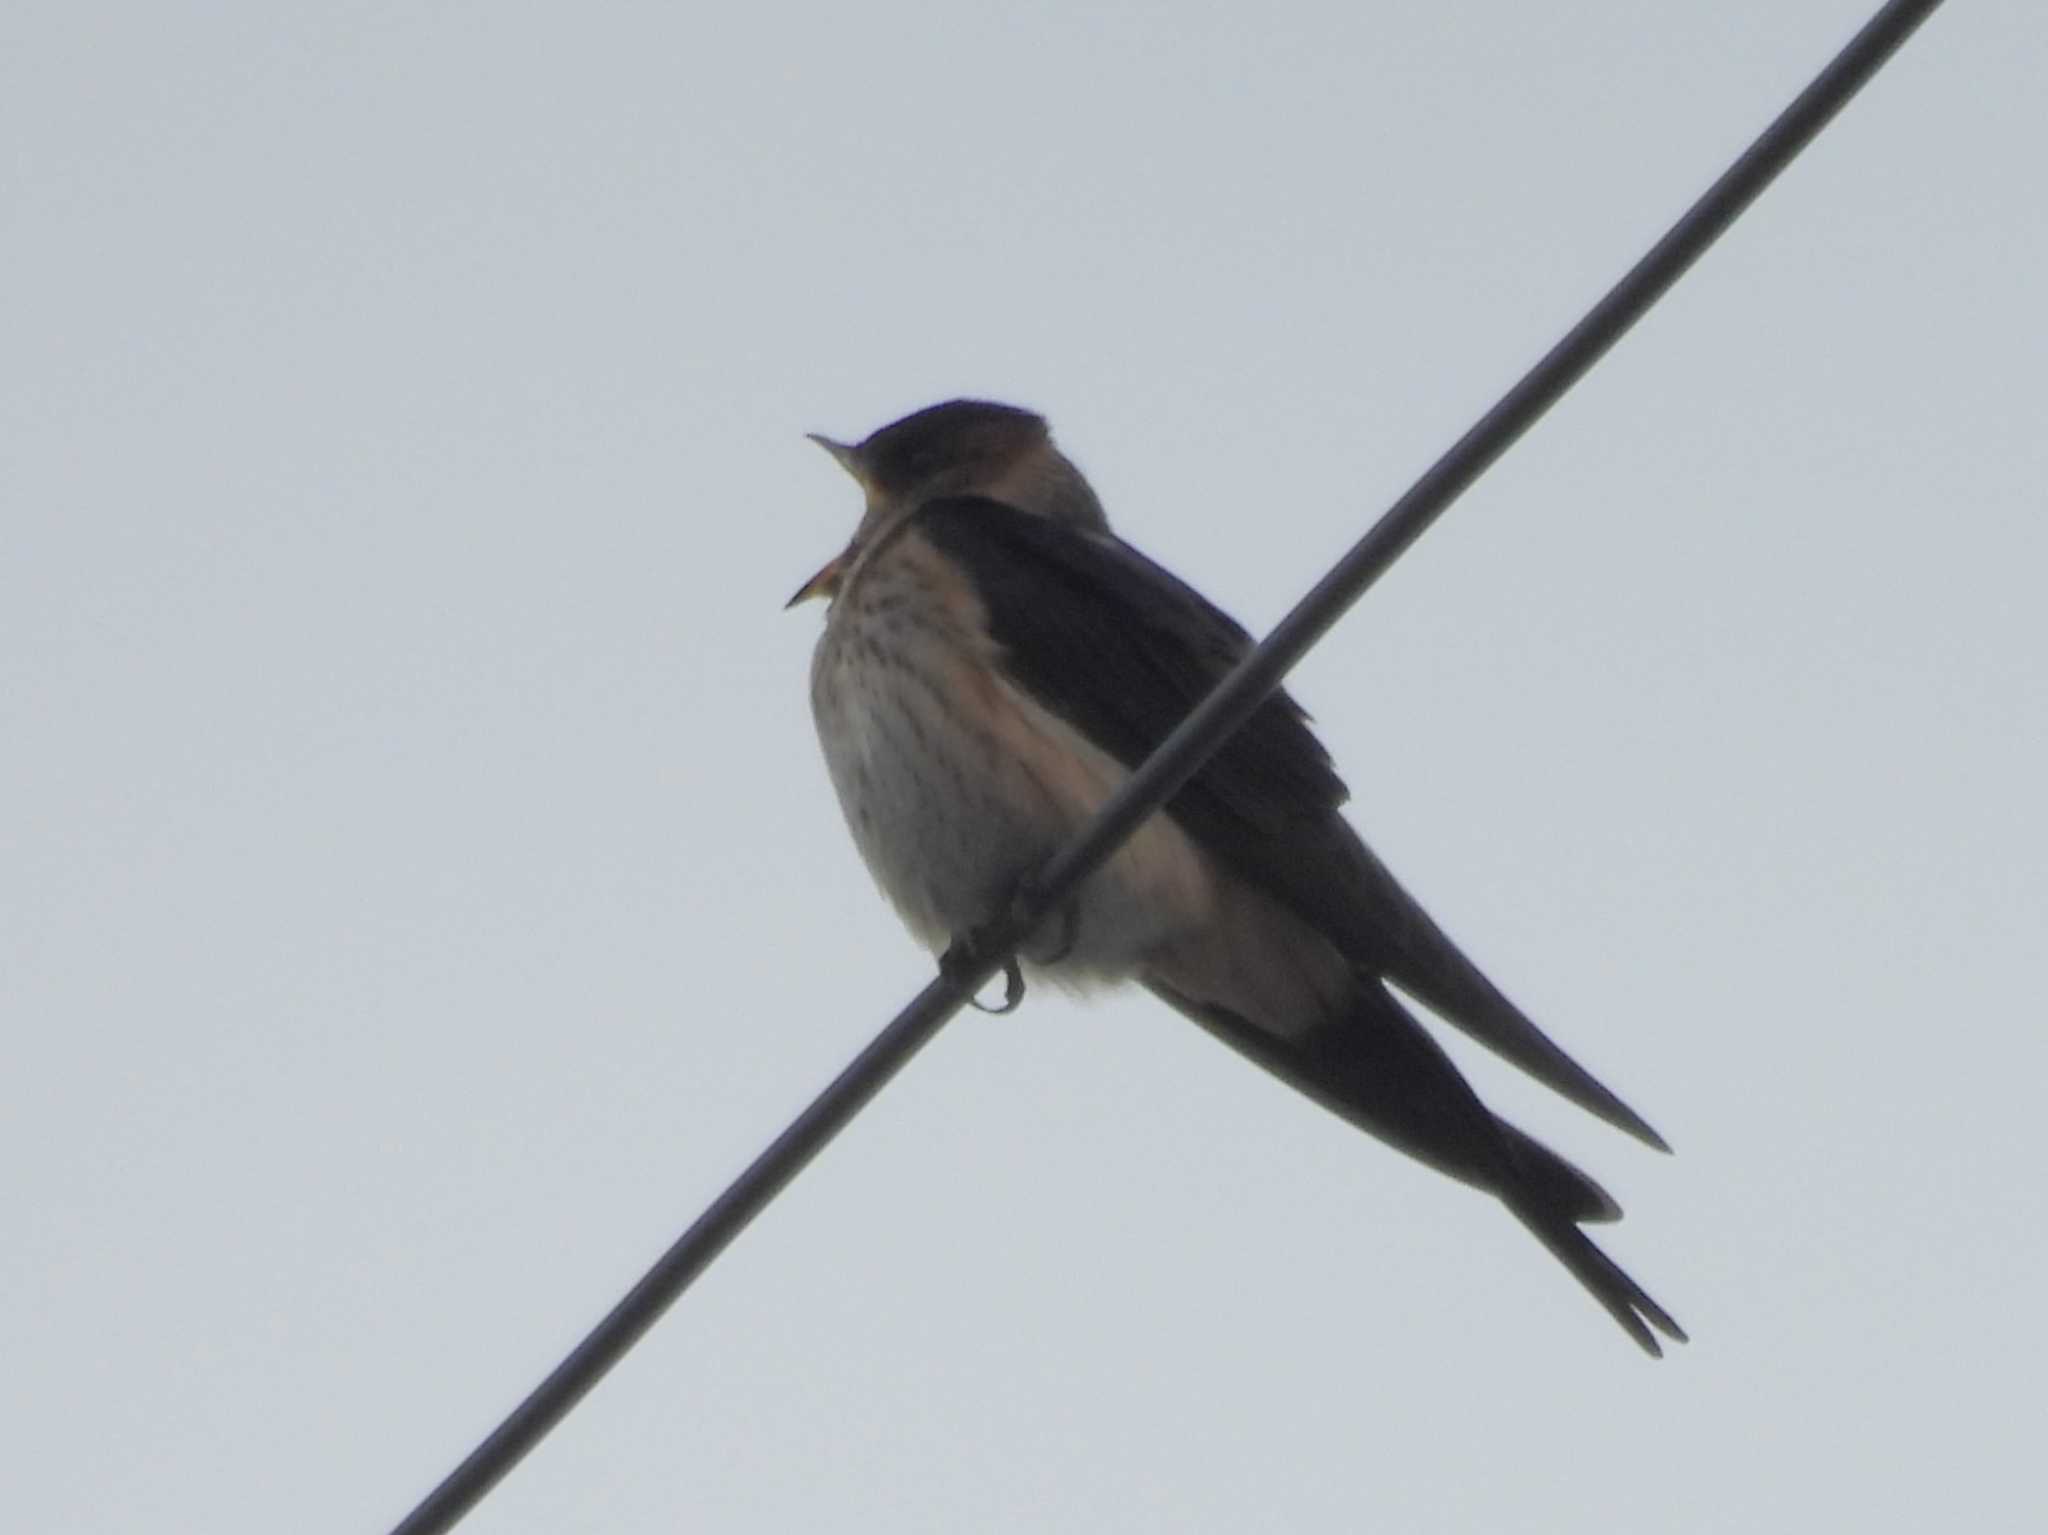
[389,2,1942,1528]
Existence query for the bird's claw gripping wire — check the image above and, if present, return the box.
[940,933,1025,1014]
[940,868,1075,1014]
[1027,893,1079,969]
[977,957,1025,1015]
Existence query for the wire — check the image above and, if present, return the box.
[387,2,1944,1528]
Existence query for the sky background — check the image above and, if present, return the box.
[6,2,2044,1530]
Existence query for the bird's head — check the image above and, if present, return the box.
[789,399,1107,607]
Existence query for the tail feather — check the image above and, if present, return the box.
[1145,967,1683,1355]
[1497,1121,1621,1225]
[1509,1201,1688,1356]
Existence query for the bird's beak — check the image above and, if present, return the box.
[792,434,866,608]
[786,544,851,609]
[806,433,864,482]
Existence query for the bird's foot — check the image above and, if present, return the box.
[940,932,1025,1015]
[1019,886,1079,968]
[938,866,1073,1015]
[996,864,1078,968]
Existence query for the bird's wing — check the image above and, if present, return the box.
[915,494,1665,1148]
[916,496,1346,835]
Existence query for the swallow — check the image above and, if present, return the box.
[790,399,1684,1355]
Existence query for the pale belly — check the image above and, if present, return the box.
[807,533,1214,982]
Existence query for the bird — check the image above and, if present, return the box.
[788,398,1684,1355]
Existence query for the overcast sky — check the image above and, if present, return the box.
[7,2,2044,1531]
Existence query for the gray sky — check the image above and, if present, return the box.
[6,2,2044,1530]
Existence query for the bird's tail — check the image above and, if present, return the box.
[1145,968,1684,1355]
[1495,1119,1620,1224]
[1484,1117,1686,1354]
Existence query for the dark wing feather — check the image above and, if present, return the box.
[916,497,1344,838]
[916,495,1664,1148]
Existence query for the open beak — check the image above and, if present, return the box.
[785,545,851,608]
[789,433,866,607]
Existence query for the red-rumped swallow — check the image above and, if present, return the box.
[790,399,1683,1355]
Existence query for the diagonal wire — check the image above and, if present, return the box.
[388,2,1943,1528]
